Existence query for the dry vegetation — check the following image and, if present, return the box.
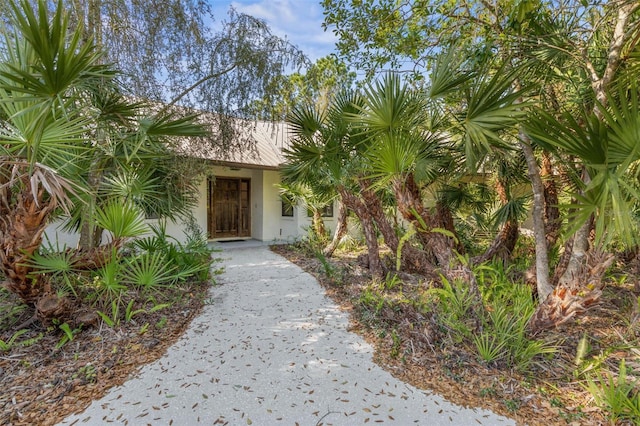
[0,281,210,426]
[2,240,639,425]
[271,242,640,425]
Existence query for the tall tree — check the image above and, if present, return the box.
[248,55,356,120]
[0,1,309,248]
[0,0,206,318]
[322,0,640,300]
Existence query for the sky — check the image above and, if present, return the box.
[209,0,338,63]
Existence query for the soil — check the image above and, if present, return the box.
[0,281,210,426]
[270,244,640,426]
[1,244,637,425]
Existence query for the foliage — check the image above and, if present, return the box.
[527,84,640,248]
[90,255,126,307]
[429,276,477,341]
[585,360,640,424]
[0,329,28,352]
[132,219,216,282]
[0,0,210,318]
[247,55,356,120]
[428,262,557,371]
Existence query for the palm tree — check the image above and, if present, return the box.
[0,0,205,319]
[356,73,457,268]
[283,92,387,277]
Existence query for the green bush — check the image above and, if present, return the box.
[429,276,477,341]
[429,262,558,372]
[585,360,640,423]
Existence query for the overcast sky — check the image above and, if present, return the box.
[210,0,338,63]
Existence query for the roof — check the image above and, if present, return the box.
[178,117,292,170]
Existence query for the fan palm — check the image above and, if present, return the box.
[0,0,206,317]
[0,0,108,305]
[283,90,387,276]
[527,84,640,249]
[356,72,459,267]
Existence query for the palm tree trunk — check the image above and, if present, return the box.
[392,175,453,268]
[473,177,518,265]
[312,210,326,240]
[78,160,101,249]
[474,220,519,265]
[541,150,560,247]
[358,180,435,273]
[433,201,464,254]
[338,187,384,278]
[518,131,553,300]
[323,201,348,257]
[0,191,54,304]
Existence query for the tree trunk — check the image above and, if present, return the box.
[528,251,613,335]
[473,176,518,264]
[473,220,519,265]
[323,201,348,257]
[359,180,435,274]
[541,150,560,247]
[78,161,101,249]
[312,209,326,240]
[392,175,454,268]
[338,188,384,278]
[558,219,591,286]
[0,190,55,304]
[434,201,465,254]
[518,131,553,300]
[559,168,592,286]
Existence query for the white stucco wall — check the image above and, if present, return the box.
[43,165,338,246]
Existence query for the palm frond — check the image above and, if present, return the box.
[491,196,529,227]
[428,45,474,100]
[94,200,148,241]
[457,66,529,170]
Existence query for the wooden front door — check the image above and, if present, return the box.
[208,177,251,238]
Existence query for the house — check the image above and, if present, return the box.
[45,120,337,246]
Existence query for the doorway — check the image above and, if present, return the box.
[208,177,251,238]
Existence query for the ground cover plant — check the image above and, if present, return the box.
[273,235,640,425]
[0,2,220,423]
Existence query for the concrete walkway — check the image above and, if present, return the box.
[59,244,515,425]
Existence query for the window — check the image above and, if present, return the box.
[281,198,294,217]
[307,203,334,218]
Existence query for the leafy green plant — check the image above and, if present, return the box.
[390,329,402,358]
[27,249,81,297]
[383,272,402,291]
[155,316,168,329]
[91,253,126,305]
[19,332,44,348]
[358,284,388,325]
[504,398,521,413]
[95,200,149,242]
[73,364,97,384]
[124,300,169,323]
[585,360,640,423]
[132,220,215,282]
[474,332,508,364]
[314,249,343,285]
[429,276,477,340]
[0,329,28,352]
[0,289,27,328]
[97,299,121,327]
[138,322,150,335]
[55,322,81,349]
[121,251,194,291]
[124,299,146,323]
